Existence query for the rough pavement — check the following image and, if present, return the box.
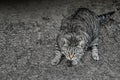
[0,0,120,80]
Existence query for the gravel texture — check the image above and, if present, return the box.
[0,0,120,80]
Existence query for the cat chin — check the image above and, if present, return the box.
[66,57,78,61]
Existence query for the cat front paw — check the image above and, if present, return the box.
[72,60,78,65]
[51,58,60,65]
[92,50,99,60]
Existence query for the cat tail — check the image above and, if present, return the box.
[97,11,115,24]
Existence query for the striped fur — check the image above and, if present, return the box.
[51,8,114,66]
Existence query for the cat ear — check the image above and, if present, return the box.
[77,40,85,48]
[62,38,68,46]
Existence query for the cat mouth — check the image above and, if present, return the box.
[66,60,73,67]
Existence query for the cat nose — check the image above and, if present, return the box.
[69,54,74,59]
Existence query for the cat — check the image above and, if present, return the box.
[51,8,115,66]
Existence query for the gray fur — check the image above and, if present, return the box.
[51,8,101,66]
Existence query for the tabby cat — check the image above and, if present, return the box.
[51,8,115,66]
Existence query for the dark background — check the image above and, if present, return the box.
[0,0,120,80]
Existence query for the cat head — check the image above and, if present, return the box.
[61,38,85,61]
